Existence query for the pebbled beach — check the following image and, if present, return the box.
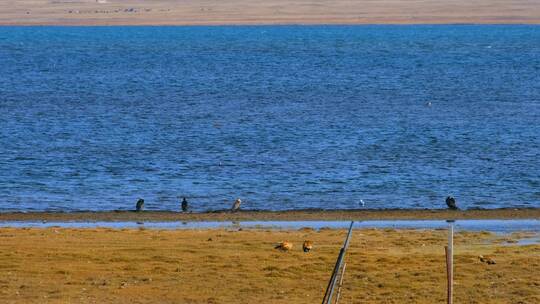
[1,208,539,222]
[1,0,539,25]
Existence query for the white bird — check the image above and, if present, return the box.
[231,198,242,212]
[360,200,365,207]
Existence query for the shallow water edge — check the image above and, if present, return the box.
[2,219,540,233]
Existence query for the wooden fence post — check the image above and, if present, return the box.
[446,220,455,304]
[321,221,354,304]
[335,263,347,304]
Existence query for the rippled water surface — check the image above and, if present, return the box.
[1,26,539,211]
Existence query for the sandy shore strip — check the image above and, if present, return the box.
[1,0,540,25]
[1,208,539,222]
[0,227,538,303]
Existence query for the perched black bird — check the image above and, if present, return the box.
[446,196,458,210]
[135,198,144,212]
[181,197,189,212]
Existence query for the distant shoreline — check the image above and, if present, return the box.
[1,0,539,26]
[2,22,539,27]
[1,208,538,222]
[2,22,540,27]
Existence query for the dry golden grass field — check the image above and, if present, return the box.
[0,227,538,303]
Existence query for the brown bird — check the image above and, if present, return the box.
[274,241,293,251]
[302,241,313,252]
[478,255,496,265]
[231,198,242,212]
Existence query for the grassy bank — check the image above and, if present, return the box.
[0,227,538,303]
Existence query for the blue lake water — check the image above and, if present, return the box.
[0,25,539,212]
[1,220,539,234]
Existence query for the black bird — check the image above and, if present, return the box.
[181,197,189,212]
[446,196,458,210]
[135,198,144,212]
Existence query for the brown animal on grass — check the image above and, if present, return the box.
[275,241,293,251]
[478,255,496,265]
[302,241,313,252]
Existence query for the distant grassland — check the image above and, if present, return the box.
[0,227,538,303]
[1,0,539,25]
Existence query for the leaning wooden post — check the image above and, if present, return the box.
[446,220,455,304]
[334,263,347,304]
[321,221,354,304]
